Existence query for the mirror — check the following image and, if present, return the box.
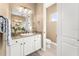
[11,6,33,37]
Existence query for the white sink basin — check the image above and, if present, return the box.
[20,33,34,36]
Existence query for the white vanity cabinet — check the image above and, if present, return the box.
[10,34,41,56]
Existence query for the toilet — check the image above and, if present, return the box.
[46,38,52,48]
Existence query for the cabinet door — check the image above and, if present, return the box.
[10,39,23,56]
[62,42,78,56]
[10,43,21,56]
[23,37,34,55]
[34,35,41,51]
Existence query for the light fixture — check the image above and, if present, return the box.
[18,6,24,12]
[16,6,32,16]
[28,10,32,14]
[24,9,28,12]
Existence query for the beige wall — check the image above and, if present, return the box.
[34,3,43,33]
[0,3,10,17]
[0,3,10,56]
[46,4,57,43]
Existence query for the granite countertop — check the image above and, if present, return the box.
[12,33,41,39]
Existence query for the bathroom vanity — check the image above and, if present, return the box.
[10,33,41,56]
[8,5,42,56]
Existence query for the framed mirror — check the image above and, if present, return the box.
[10,6,33,37]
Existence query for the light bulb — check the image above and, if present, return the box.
[28,10,32,14]
[19,7,24,12]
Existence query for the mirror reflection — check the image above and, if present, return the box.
[11,6,33,37]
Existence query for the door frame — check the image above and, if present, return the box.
[57,3,62,56]
[43,3,62,55]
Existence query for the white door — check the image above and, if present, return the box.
[60,3,79,56]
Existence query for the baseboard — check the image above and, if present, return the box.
[41,48,46,51]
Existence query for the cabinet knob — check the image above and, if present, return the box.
[21,43,22,45]
[34,40,36,41]
[24,42,26,44]
[16,41,18,43]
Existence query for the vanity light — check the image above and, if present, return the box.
[12,6,32,17]
[28,10,32,14]
[18,7,32,14]
[24,9,28,13]
[18,7,24,12]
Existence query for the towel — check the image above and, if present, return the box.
[0,16,12,46]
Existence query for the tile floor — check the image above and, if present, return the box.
[28,43,57,56]
[38,44,57,56]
